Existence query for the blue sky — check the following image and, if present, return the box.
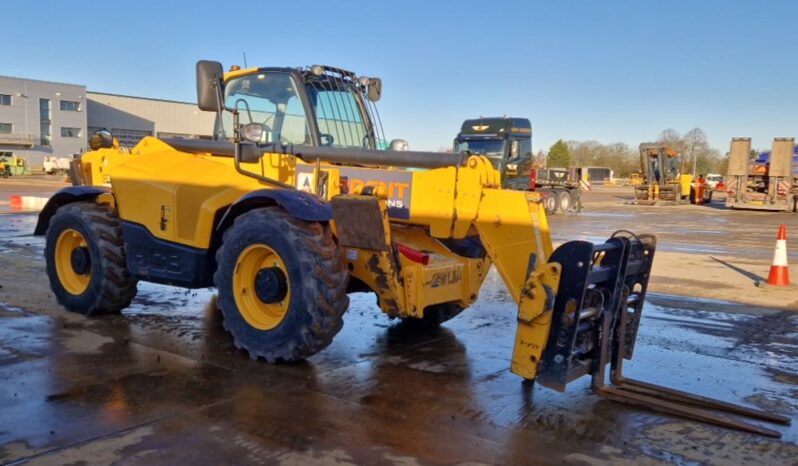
[3,0,796,153]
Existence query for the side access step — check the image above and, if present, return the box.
[538,232,791,438]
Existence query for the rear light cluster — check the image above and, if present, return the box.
[529,169,537,191]
[397,243,430,265]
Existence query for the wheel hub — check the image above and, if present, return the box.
[54,228,92,295]
[70,247,91,275]
[254,267,288,304]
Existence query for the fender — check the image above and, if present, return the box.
[216,188,333,235]
[33,186,112,236]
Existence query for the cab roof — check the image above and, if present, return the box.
[459,117,532,136]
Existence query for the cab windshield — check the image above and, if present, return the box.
[215,70,376,149]
[305,75,372,149]
[455,139,506,167]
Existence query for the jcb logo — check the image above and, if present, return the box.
[430,269,462,288]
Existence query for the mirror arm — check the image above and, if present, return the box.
[213,72,225,139]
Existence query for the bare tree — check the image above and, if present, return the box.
[657,128,723,176]
[566,140,639,176]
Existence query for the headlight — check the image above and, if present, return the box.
[242,123,264,143]
[389,139,409,151]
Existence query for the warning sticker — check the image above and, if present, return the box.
[297,172,314,193]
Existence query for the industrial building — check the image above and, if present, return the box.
[86,92,214,148]
[0,75,214,169]
[0,76,87,168]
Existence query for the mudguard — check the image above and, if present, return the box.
[216,188,333,234]
[33,186,112,236]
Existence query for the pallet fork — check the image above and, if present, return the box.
[540,232,791,437]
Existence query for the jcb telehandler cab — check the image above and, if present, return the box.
[35,61,789,436]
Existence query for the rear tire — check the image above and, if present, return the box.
[543,191,557,215]
[45,202,138,316]
[214,207,349,362]
[556,189,572,212]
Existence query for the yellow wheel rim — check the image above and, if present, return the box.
[233,244,291,330]
[54,228,91,295]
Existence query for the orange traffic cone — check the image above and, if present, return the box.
[766,224,791,286]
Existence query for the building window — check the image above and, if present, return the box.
[61,127,82,138]
[0,151,12,157]
[0,95,11,106]
[60,100,81,111]
[40,98,51,146]
[0,123,12,134]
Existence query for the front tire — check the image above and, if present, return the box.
[45,202,138,315]
[214,207,349,362]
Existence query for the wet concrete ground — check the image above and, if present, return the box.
[1,186,797,465]
[550,188,798,260]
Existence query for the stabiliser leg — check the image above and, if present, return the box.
[538,232,791,438]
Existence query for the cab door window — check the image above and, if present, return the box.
[219,72,311,145]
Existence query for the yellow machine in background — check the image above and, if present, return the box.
[634,144,693,203]
[33,61,788,436]
[0,155,30,177]
[0,156,10,178]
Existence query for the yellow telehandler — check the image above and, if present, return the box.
[34,61,788,436]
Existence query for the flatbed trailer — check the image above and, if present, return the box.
[726,137,798,213]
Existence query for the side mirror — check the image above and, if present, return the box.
[389,139,408,151]
[510,140,520,159]
[367,78,382,102]
[196,60,224,112]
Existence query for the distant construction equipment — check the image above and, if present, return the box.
[633,143,711,205]
[726,138,798,213]
[0,155,30,177]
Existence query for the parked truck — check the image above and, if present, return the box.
[453,117,581,214]
[726,137,798,212]
[43,156,75,175]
